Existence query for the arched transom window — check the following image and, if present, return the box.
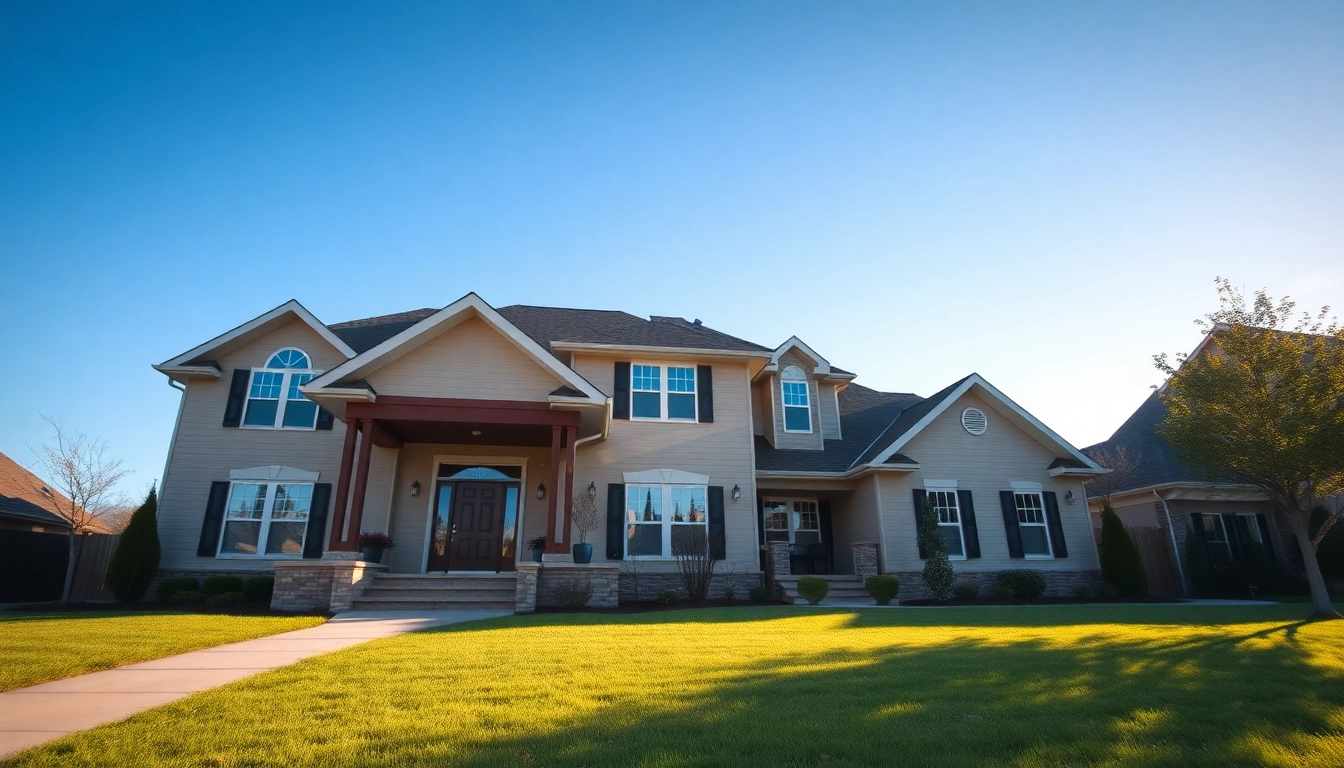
[243,348,322,429]
[780,365,812,433]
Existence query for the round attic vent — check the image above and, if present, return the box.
[961,407,988,436]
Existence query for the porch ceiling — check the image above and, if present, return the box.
[377,420,557,447]
[344,396,586,449]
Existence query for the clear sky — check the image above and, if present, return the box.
[2,1,1341,501]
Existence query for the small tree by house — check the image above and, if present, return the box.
[1098,504,1148,598]
[671,526,722,602]
[570,493,599,546]
[106,485,161,603]
[1155,278,1344,618]
[918,498,955,601]
[1309,505,1344,580]
[30,416,131,602]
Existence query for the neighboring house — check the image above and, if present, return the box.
[0,451,108,534]
[152,294,1106,611]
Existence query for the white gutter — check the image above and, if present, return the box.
[1152,488,1188,595]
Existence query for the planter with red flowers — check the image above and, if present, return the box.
[358,532,395,564]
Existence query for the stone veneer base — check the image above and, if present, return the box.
[888,569,1103,602]
[271,559,388,612]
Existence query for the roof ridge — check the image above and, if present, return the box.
[329,308,438,329]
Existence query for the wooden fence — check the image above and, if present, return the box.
[0,530,120,603]
[69,532,120,602]
[1126,526,1183,597]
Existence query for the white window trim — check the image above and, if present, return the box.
[240,348,323,431]
[1013,490,1054,560]
[624,483,709,560]
[216,480,313,559]
[1237,513,1264,544]
[629,362,699,423]
[926,489,967,561]
[780,368,813,434]
[1204,515,1232,557]
[762,497,823,546]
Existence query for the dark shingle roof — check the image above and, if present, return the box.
[754,384,923,473]
[848,375,974,467]
[326,305,770,356]
[1083,391,1196,492]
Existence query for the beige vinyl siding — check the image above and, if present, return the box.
[770,350,824,451]
[571,354,759,573]
[383,443,552,574]
[365,316,563,401]
[158,319,350,571]
[751,380,768,440]
[818,383,841,440]
[875,391,1099,574]
[827,486,879,574]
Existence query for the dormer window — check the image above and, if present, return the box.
[243,348,322,430]
[781,366,811,433]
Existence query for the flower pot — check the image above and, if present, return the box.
[572,542,593,564]
[361,546,385,564]
[531,546,544,562]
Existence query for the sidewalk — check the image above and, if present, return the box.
[0,609,510,759]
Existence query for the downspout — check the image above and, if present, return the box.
[160,379,187,500]
[1152,488,1187,595]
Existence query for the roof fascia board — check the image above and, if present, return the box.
[551,342,771,360]
[159,299,356,368]
[769,336,832,376]
[755,463,921,480]
[868,375,1106,472]
[306,293,607,404]
[152,364,222,380]
[1048,466,1109,477]
[1101,482,1268,506]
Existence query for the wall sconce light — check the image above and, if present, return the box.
[1065,490,1076,504]
[732,484,741,501]
[471,429,482,437]
[536,483,546,500]
[587,481,597,499]
[410,481,420,498]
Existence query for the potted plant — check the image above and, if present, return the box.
[358,532,394,564]
[570,492,600,564]
[528,536,547,562]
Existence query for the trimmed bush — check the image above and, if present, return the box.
[864,575,900,605]
[205,591,245,607]
[166,590,204,604]
[917,499,955,601]
[996,569,1046,600]
[242,576,274,603]
[1073,584,1092,599]
[954,580,980,601]
[749,586,771,602]
[554,577,593,609]
[1098,505,1149,598]
[656,590,681,606]
[796,576,829,605]
[106,487,161,603]
[202,576,245,596]
[991,584,1013,601]
[1099,582,1120,599]
[157,577,200,601]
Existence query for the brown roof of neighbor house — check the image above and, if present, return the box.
[0,451,105,531]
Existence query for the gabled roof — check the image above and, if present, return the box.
[757,336,855,381]
[304,293,607,404]
[0,451,108,531]
[754,384,923,473]
[156,299,356,378]
[1083,391,1198,493]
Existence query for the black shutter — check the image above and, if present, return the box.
[1000,491,1024,559]
[1222,513,1245,560]
[757,493,766,546]
[958,490,981,559]
[316,408,334,431]
[196,481,230,556]
[606,483,625,560]
[1043,491,1068,558]
[1190,512,1209,558]
[697,365,714,423]
[912,489,928,559]
[303,483,331,559]
[223,370,250,428]
[818,499,833,558]
[708,486,726,559]
[612,362,631,420]
[1256,514,1275,557]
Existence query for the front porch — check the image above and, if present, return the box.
[756,484,882,578]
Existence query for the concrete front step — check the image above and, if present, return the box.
[361,587,516,600]
[351,598,517,611]
[353,572,520,611]
[776,577,873,605]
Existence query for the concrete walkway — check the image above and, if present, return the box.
[0,609,510,759]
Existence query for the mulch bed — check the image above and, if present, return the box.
[897,596,1181,607]
[535,599,776,614]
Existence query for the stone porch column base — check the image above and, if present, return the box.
[851,542,879,579]
[272,559,388,613]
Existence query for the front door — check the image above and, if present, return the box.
[448,482,501,571]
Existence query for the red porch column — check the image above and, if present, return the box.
[545,424,563,553]
[328,417,360,551]
[563,425,575,547]
[344,418,375,551]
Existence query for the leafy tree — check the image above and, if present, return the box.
[106,486,161,603]
[1184,524,1216,597]
[1085,446,1140,506]
[1309,506,1344,580]
[1098,504,1148,598]
[1155,279,1344,618]
[918,499,955,601]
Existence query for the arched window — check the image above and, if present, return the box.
[243,348,321,429]
[780,366,811,433]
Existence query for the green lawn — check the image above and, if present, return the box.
[0,612,326,691]
[6,604,1344,767]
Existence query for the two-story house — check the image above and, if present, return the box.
[153,293,1106,611]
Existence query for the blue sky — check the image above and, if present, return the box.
[2,1,1341,500]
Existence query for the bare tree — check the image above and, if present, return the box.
[29,416,132,602]
[570,493,600,547]
[1084,445,1139,507]
[671,527,723,602]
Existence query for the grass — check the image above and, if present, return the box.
[0,611,326,691]
[6,604,1344,767]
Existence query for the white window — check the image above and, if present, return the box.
[243,348,322,430]
[781,366,811,433]
[218,482,312,557]
[625,484,707,558]
[1014,492,1053,558]
[630,363,697,422]
[1203,515,1231,562]
[762,498,823,547]
[928,490,966,558]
